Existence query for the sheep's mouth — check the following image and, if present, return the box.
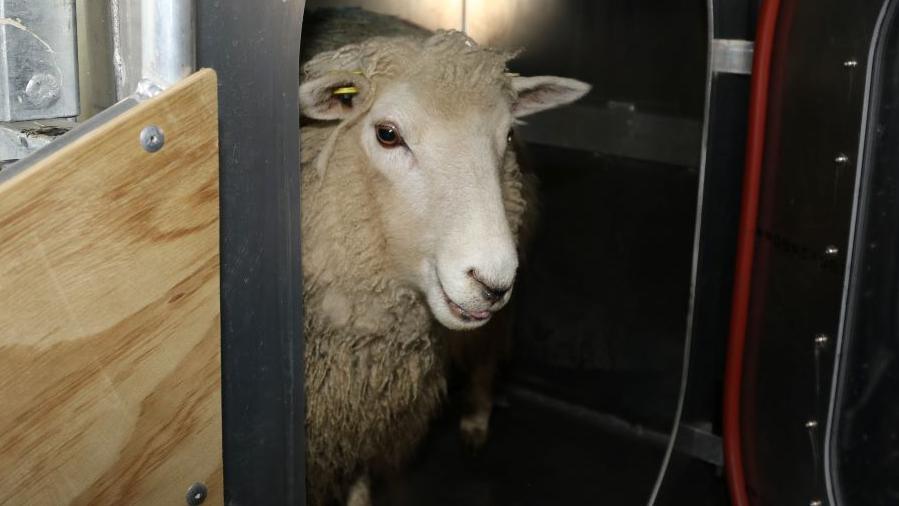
[437,280,491,323]
[444,295,491,322]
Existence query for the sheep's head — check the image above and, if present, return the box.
[301,31,590,331]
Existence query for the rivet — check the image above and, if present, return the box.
[834,153,850,164]
[24,73,61,108]
[805,420,818,429]
[815,334,829,345]
[140,125,165,153]
[825,245,840,257]
[843,59,858,68]
[185,482,207,505]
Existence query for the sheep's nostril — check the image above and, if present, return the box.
[481,286,508,303]
[468,269,509,303]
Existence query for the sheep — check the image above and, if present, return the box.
[299,8,590,505]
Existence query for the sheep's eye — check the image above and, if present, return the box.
[375,124,401,147]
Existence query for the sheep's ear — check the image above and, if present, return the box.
[300,70,372,120]
[511,76,591,118]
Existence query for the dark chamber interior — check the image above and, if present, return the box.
[303,1,725,504]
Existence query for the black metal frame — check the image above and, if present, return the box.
[197,1,306,504]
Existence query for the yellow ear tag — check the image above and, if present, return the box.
[332,86,359,96]
[333,71,363,103]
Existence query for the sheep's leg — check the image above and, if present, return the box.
[460,360,495,450]
[346,474,371,506]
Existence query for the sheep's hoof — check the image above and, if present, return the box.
[459,412,490,452]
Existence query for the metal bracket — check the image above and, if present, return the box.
[711,39,754,75]
[0,0,80,122]
[674,422,724,467]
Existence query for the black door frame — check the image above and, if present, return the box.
[198,1,307,504]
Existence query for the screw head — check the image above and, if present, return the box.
[834,153,850,165]
[843,59,858,68]
[815,334,829,345]
[810,500,823,506]
[185,482,207,505]
[805,420,818,429]
[140,125,165,153]
[24,73,61,108]
[825,245,840,257]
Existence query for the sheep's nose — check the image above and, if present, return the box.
[468,269,511,303]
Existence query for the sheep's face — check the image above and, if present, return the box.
[301,34,590,330]
[359,82,520,331]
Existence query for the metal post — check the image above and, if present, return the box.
[139,0,195,95]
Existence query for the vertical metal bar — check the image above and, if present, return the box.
[461,0,467,34]
[646,0,715,503]
[140,0,195,89]
[650,0,757,502]
[109,0,142,100]
[197,0,305,504]
[76,0,117,120]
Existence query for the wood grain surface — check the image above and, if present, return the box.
[0,69,223,505]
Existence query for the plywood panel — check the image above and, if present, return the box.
[0,69,223,505]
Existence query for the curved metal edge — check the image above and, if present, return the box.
[823,1,895,504]
[646,0,715,503]
[0,96,139,186]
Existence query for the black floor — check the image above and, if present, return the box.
[375,393,667,506]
